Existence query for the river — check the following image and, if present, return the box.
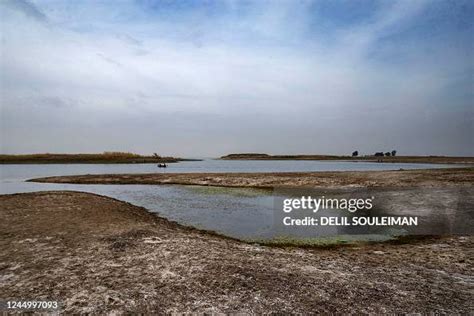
[1,160,469,241]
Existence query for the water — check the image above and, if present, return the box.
[0,159,459,180]
[0,160,469,241]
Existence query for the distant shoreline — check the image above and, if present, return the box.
[0,153,201,164]
[220,153,474,164]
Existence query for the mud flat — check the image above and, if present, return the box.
[30,167,474,188]
[1,191,472,313]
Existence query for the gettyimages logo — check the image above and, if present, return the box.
[281,194,418,227]
[273,186,474,237]
[269,187,463,238]
[283,196,374,213]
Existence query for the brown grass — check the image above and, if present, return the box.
[0,152,181,164]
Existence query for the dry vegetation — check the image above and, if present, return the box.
[0,152,183,164]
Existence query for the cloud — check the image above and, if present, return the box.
[1,0,48,23]
[0,0,472,156]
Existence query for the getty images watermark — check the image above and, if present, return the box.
[272,187,473,237]
[282,196,418,227]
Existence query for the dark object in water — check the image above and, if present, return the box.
[157,163,167,168]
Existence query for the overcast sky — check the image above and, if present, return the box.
[1,0,473,157]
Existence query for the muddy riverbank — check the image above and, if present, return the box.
[0,191,472,313]
[29,167,474,188]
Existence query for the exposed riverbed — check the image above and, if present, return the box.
[1,191,472,313]
[1,161,473,313]
[1,161,472,242]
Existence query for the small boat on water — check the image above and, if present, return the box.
[157,163,167,168]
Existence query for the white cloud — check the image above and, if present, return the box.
[1,0,472,156]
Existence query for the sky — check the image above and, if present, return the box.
[1,0,473,157]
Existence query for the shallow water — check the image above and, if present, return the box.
[0,159,460,179]
[0,160,470,241]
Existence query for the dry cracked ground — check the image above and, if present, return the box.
[1,191,473,313]
[29,167,474,188]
